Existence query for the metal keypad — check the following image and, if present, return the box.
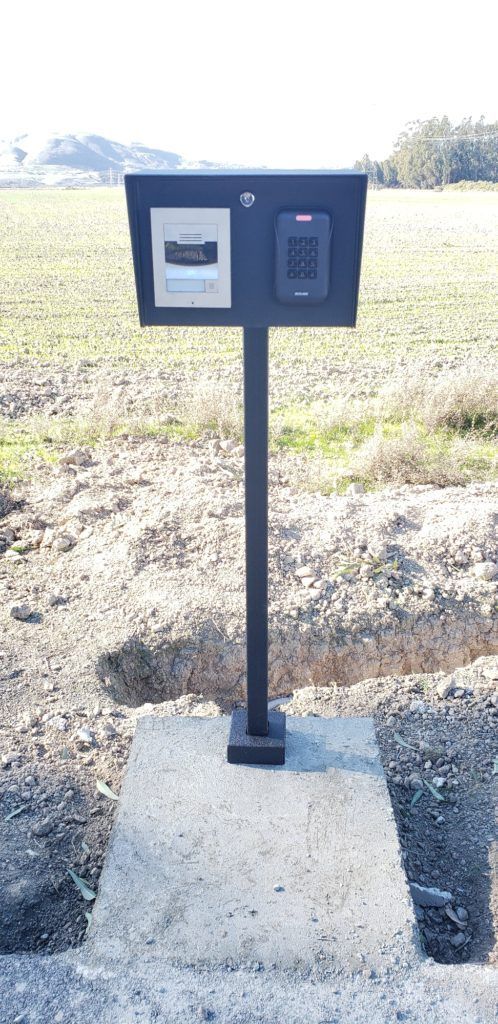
[287,235,319,279]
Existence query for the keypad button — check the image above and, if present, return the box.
[298,270,307,279]
[309,269,317,279]
[287,269,297,279]
[298,236,308,245]
[297,247,307,257]
[288,247,297,257]
[309,247,318,258]
[288,236,298,246]
[308,259,317,268]
[309,236,318,246]
[287,258,297,268]
[297,259,307,268]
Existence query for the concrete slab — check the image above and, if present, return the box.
[2,949,498,1024]
[90,715,417,973]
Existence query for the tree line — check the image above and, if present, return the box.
[355,116,498,188]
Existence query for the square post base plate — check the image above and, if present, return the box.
[227,709,286,765]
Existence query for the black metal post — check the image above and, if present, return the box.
[244,326,269,737]
[227,327,286,765]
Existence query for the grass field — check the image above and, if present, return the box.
[0,188,496,487]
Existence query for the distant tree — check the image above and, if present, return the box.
[354,153,384,187]
[381,159,398,187]
[356,116,498,188]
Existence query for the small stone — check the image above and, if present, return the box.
[432,776,446,789]
[32,816,55,837]
[409,883,452,907]
[347,482,365,495]
[5,549,22,561]
[197,1008,214,1021]
[409,700,424,713]
[273,884,285,892]
[455,906,469,923]
[59,449,88,466]
[436,680,453,699]
[472,561,498,581]
[452,687,465,699]
[52,534,75,553]
[48,716,68,732]
[368,543,388,563]
[301,575,318,588]
[10,604,31,621]
[76,727,94,745]
[2,750,21,765]
[295,565,315,578]
[450,931,466,949]
[219,439,237,453]
[409,777,424,791]
[444,905,467,929]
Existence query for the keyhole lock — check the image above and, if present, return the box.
[240,192,255,208]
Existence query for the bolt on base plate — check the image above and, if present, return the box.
[227,709,286,765]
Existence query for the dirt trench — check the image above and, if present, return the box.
[97,609,498,708]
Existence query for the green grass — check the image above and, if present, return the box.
[270,406,496,492]
[3,400,494,491]
[0,189,497,369]
[0,188,496,488]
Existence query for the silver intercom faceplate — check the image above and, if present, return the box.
[150,207,231,308]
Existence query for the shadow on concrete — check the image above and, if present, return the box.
[240,718,384,777]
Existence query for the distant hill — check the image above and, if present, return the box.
[0,132,219,187]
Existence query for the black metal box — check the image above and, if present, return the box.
[125,170,367,329]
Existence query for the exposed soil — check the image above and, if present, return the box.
[285,662,497,965]
[0,434,497,963]
[2,346,497,421]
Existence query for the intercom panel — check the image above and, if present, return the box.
[275,210,332,304]
[125,170,367,327]
[150,207,231,308]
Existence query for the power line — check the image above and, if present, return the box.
[399,130,498,143]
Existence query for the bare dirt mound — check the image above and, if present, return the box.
[1,437,496,708]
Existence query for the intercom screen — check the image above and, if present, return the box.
[164,224,218,285]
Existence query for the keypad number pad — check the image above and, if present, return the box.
[286,235,319,279]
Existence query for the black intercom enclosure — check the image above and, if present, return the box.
[125,170,367,328]
[125,168,367,765]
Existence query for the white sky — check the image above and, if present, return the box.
[2,0,497,166]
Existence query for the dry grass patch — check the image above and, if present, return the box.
[352,426,465,487]
[379,367,497,434]
[176,381,243,438]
